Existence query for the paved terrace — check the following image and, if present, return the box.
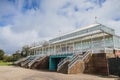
[0,66,117,80]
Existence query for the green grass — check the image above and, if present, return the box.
[0,61,12,66]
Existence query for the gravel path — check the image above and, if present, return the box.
[0,66,117,80]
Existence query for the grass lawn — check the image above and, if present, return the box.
[0,61,12,66]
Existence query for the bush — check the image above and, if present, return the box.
[3,55,14,62]
[0,49,5,60]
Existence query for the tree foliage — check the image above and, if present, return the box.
[0,46,30,62]
[12,50,22,61]
[0,49,5,60]
[21,45,30,57]
[3,55,14,62]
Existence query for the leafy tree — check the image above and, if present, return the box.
[12,50,22,61]
[0,49,5,60]
[3,55,14,62]
[21,45,30,57]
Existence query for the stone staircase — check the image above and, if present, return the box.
[57,61,70,74]
[68,50,92,74]
[57,57,71,72]
[21,55,36,67]
[28,55,42,68]
[57,50,92,74]
[14,56,30,66]
[30,56,49,69]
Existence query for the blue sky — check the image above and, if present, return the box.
[0,0,120,54]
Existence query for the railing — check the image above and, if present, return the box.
[28,55,42,68]
[37,56,46,61]
[104,48,113,53]
[57,57,70,71]
[28,56,46,68]
[21,56,36,67]
[21,59,31,67]
[68,54,82,69]
[50,51,73,56]
[14,56,30,65]
[68,50,91,69]
[81,50,91,61]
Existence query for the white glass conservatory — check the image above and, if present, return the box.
[29,23,120,56]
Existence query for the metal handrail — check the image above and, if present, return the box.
[21,56,36,67]
[57,50,81,71]
[14,56,30,64]
[67,50,83,67]
[81,50,91,61]
[28,55,41,67]
[36,56,46,61]
[68,50,91,69]
[21,59,31,67]
[68,55,82,69]
[51,51,73,56]
[57,57,70,71]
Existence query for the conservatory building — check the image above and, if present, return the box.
[29,23,120,56]
[15,23,120,75]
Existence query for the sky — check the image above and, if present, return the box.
[0,0,120,54]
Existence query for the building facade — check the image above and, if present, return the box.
[29,23,120,56]
[15,23,120,75]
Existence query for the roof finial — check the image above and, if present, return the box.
[95,16,98,23]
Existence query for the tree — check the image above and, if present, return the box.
[0,49,5,60]
[3,55,14,62]
[21,45,30,57]
[12,50,22,61]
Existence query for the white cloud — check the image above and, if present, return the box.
[0,25,40,54]
[0,0,120,54]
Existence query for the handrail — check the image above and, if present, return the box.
[68,50,83,68]
[21,59,31,67]
[28,55,41,67]
[57,58,68,67]
[68,50,91,69]
[68,55,82,69]
[14,56,30,64]
[21,56,36,67]
[52,51,73,56]
[37,56,46,61]
[57,57,70,71]
[81,51,91,61]
[29,56,46,68]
